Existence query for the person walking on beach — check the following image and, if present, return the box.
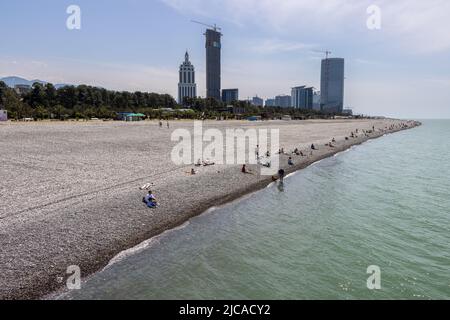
[159,120,163,128]
[167,121,170,129]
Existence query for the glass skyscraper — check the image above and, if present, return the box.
[320,58,345,113]
[205,28,222,101]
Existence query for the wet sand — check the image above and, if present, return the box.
[0,119,420,299]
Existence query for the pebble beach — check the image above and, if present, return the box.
[0,119,420,299]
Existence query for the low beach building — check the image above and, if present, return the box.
[0,109,7,121]
[117,112,146,121]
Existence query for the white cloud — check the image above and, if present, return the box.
[161,0,450,54]
[246,39,316,54]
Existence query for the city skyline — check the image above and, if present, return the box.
[1,0,449,118]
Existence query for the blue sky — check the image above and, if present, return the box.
[1,0,449,118]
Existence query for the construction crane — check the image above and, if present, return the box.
[313,50,332,59]
[191,20,222,32]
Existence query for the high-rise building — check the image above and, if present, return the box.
[251,96,264,107]
[0,109,7,121]
[320,58,345,113]
[275,95,292,108]
[178,51,197,104]
[291,86,313,110]
[205,28,222,101]
[222,89,239,103]
[313,91,321,111]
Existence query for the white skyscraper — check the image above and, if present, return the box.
[178,51,197,104]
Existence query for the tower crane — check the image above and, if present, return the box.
[313,50,332,59]
[191,20,222,32]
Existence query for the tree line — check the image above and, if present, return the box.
[0,81,177,120]
[0,81,338,120]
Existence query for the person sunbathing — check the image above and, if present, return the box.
[203,159,215,166]
[143,191,158,208]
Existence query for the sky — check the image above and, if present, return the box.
[0,0,449,118]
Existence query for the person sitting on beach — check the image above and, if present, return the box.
[332,138,336,143]
[190,168,197,175]
[311,144,317,150]
[300,150,304,157]
[195,158,202,167]
[143,190,158,208]
[242,164,252,174]
[266,150,271,157]
[293,148,300,155]
[288,157,294,166]
[262,161,271,168]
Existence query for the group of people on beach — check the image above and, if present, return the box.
[159,120,170,129]
[143,121,417,208]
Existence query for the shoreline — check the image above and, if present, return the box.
[0,119,421,300]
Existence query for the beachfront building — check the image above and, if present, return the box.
[291,86,313,110]
[251,96,264,107]
[116,112,146,121]
[205,28,222,101]
[275,95,292,108]
[178,51,197,105]
[14,84,31,96]
[265,98,276,107]
[313,91,321,111]
[0,109,7,121]
[222,89,239,104]
[320,57,345,113]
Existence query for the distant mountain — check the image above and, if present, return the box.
[0,76,72,89]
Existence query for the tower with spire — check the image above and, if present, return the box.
[178,51,197,105]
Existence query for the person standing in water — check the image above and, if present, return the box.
[278,168,285,182]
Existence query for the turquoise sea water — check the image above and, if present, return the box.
[63,120,450,300]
